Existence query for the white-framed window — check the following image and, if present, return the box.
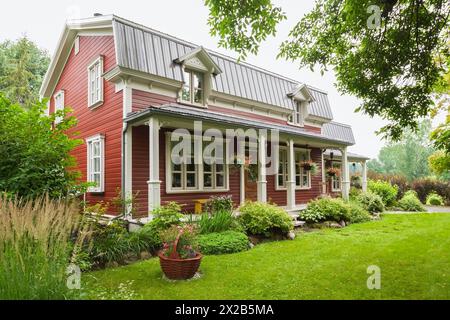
[86,134,105,193]
[331,162,341,192]
[166,134,228,193]
[53,90,64,124]
[87,56,104,109]
[181,69,204,105]
[291,102,304,126]
[276,147,311,190]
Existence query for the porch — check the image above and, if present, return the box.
[123,104,360,217]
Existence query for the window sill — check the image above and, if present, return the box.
[89,100,104,110]
[166,188,230,194]
[287,121,305,128]
[88,191,105,196]
[178,100,208,109]
[275,186,312,191]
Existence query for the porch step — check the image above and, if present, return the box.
[294,220,306,228]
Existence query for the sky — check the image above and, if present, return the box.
[1,0,445,159]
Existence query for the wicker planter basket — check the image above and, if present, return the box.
[159,252,203,280]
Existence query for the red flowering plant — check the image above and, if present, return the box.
[160,224,199,259]
[229,155,258,182]
[326,167,341,177]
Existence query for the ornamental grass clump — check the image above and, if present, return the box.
[0,195,90,300]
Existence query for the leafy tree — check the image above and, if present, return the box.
[204,0,450,140]
[367,120,435,181]
[0,37,50,106]
[428,150,450,179]
[0,94,84,199]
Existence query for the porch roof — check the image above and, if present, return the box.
[124,104,356,146]
[323,149,370,161]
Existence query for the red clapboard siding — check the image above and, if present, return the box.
[49,36,122,212]
[132,125,149,217]
[132,89,176,111]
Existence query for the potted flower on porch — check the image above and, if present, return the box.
[326,167,340,177]
[158,224,202,280]
[300,160,318,175]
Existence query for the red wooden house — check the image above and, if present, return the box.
[40,15,369,218]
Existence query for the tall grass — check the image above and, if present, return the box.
[0,195,89,300]
[198,210,240,234]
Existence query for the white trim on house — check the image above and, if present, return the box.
[86,134,105,193]
[74,36,80,55]
[87,56,104,109]
[53,90,65,124]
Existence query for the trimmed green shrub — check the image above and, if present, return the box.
[426,192,444,206]
[204,195,234,214]
[238,202,294,237]
[198,210,242,234]
[368,180,398,206]
[300,197,350,223]
[398,191,426,212]
[347,202,371,224]
[356,192,385,213]
[197,231,249,255]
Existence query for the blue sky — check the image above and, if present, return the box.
[2,0,443,159]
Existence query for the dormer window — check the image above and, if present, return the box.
[182,69,204,105]
[293,103,304,126]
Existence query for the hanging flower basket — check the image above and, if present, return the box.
[326,167,340,177]
[159,225,202,280]
[229,155,259,182]
[300,161,318,175]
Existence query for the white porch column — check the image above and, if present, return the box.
[341,147,350,201]
[240,164,245,205]
[147,117,161,215]
[257,133,267,203]
[362,160,368,192]
[321,151,326,194]
[286,139,296,210]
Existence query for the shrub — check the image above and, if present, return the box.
[367,172,410,199]
[356,192,385,213]
[412,178,450,205]
[0,195,89,299]
[198,210,241,234]
[398,191,426,212]
[204,195,234,214]
[150,202,184,230]
[347,202,371,224]
[197,231,249,255]
[300,197,350,223]
[238,202,294,237]
[368,180,398,206]
[426,192,444,206]
[0,94,85,199]
[349,187,362,200]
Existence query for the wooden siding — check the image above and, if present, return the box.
[49,35,122,212]
[132,89,176,112]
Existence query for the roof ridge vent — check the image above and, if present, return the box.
[94,13,103,17]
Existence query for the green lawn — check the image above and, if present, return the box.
[82,213,450,300]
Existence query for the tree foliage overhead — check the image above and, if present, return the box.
[367,119,435,181]
[205,0,450,140]
[0,37,50,106]
[0,94,83,199]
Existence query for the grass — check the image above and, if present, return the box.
[82,213,450,300]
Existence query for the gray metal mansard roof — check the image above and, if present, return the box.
[124,104,355,146]
[112,17,333,120]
